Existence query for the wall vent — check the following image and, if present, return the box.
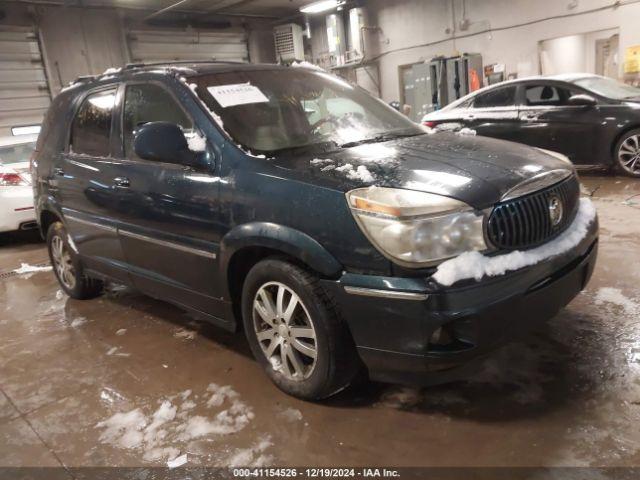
[274,23,304,62]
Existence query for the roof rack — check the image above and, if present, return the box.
[73,75,98,83]
[68,60,248,85]
[123,59,247,70]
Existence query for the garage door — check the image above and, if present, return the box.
[127,29,248,64]
[0,26,51,137]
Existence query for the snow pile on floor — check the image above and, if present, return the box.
[70,317,87,328]
[35,289,67,325]
[106,346,130,357]
[95,383,257,464]
[290,60,325,72]
[13,263,52,278]
[278,407,303,422]
[457,127,477,136]
[167,453,188,468]
[173,327,197,340]
[433,198,597,286]
[594,287,639,317]
[226,438,273,467]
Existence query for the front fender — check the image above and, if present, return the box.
[219,222,343,279]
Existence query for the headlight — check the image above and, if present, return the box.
[535,148,574,167]
[346,187,487,267]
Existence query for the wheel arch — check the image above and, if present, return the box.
[219,222,343,324]
[611,124,640,163]
[36,196,63,238]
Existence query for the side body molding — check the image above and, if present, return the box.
[219,222,343,281]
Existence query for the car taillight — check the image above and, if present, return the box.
[0,172,29,186]
[423,121,438,128]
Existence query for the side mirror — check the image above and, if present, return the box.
[568,94,597,107]
[133,122,201,167]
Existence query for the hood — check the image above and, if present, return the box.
[270,132,574,209]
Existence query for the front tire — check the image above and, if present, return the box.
[614,129,640,177]
[241,258,360,400]
[47,221,103,299]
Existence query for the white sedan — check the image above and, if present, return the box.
[0,134,38,233]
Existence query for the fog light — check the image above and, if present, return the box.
[429,326,453,346]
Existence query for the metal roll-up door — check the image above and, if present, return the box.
[127,29,248,64]
[0,26,51,137]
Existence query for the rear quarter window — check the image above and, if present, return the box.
[473,86,517,108]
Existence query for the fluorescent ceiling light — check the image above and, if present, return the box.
[300,0,342,14]
[11,125,41,136]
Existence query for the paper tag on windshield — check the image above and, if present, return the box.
[207,83,269,108]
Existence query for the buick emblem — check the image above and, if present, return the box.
[548,195,563,226]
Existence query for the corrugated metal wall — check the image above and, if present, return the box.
[127,29,248,63]
[0,26,51,137]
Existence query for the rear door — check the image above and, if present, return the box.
[58,86,130,282]
[515,82,600,164]
[465,85,520,140]
[113,82,225,318]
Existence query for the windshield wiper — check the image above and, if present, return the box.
[340,132,422,149]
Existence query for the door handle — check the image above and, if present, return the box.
[113,177,130,188]
[53,167,64,177]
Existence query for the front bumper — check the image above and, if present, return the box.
[320,217,598,386]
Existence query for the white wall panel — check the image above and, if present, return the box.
[127,29,248,63]
[0,26,50,137]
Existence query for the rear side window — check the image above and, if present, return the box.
[525,84,573,106]
[473,86,516,108]
[70,89,116,157]
[123,84,194,160]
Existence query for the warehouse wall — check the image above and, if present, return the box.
[38,7,128,94]
[0,1,276,96]
[360,0,640,101]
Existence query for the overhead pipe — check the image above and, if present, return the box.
[143,0,194,21]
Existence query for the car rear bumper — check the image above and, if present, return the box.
[320,217,598,386]
[0,187,36,232]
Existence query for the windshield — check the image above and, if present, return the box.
[0,141,36,165]
[188,68,424,154]
[574,76,640,100]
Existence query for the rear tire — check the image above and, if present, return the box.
[614,129,640,177]
[46,221,103,299]
[241,258,361,400]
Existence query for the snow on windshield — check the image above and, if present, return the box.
[575,76,640,100]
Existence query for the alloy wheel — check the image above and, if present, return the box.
[252,281,318,381]
[618,134,640,176]
[51,235,76,290]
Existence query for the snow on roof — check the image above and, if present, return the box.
[545,73,600,82]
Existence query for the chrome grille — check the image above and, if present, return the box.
[487,175,580,250]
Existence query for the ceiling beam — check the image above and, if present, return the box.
[8,0,281,18]
[207,0,258,14]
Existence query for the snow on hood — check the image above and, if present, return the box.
[297,133,574,209]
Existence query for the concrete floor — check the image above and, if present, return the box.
[1,174,639,471]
